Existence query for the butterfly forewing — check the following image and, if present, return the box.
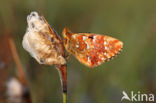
[63,28,123,68]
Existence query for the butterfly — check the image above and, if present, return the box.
[22,12,66,65]
[62,28,123,68]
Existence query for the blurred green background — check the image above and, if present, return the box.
[0,0,156,103]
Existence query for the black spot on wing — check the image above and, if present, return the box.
[88,35,94,39]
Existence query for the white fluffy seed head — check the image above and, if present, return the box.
[27,12,46,32]
[22,11,66,65]
[22,30,40,62]
[6,78,23,98]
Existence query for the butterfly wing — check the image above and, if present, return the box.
[63,28,123,68]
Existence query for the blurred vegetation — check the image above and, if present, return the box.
[0,0,156,103]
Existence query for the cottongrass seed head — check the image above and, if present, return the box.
[22,11,66,65]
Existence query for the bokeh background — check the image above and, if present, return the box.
[0,0,156,103]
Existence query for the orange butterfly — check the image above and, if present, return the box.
[63,28,123,68]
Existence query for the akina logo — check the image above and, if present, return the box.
[121,91,155,102]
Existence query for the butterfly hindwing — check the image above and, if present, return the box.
[63,28,123,68]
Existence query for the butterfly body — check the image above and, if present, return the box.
[63,28,123,68]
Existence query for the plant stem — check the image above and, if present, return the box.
[8,37,27,86]
[56,64,67,103]
[63,92,67,103]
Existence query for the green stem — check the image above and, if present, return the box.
[63,92,67,103]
